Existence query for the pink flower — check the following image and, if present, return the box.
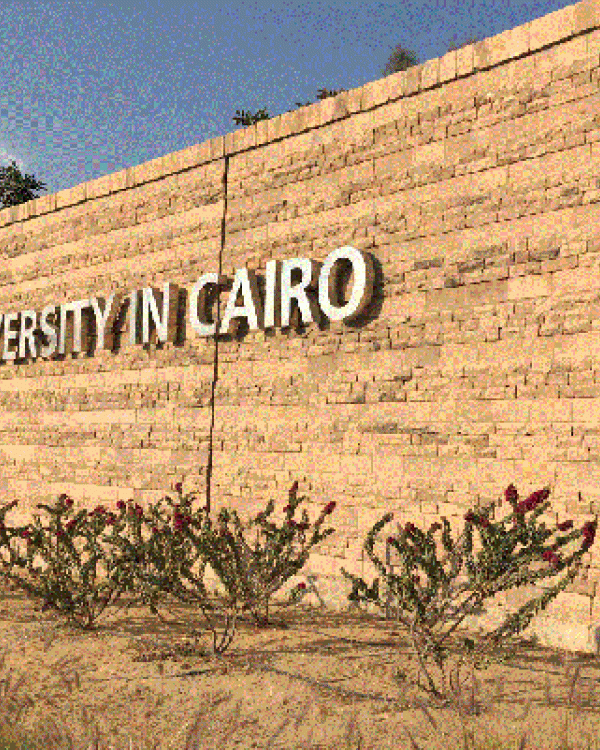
[557,520,574,531]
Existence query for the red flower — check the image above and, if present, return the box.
[283,505,292,513]
[287,519,297,528]
[297,522,310,531]
[542,549,563,567]
[404,522,416,534]
[479,516,491,528]
[174,482,183,494]
[135,505,143,518]
[116,500,126,511]
[151,526,160,534]
[65,519,77,531]
[93,505,106,515]
[58,493,69,503]
[581,520,598,550]
[515,487,551,514]
[505,484,519,505]
[557,520,574,531]
[297,582,306,589]
[105,514,117,525]
[20,530,30,539]
[56,528,65,538]
[387,537,396,544]
[323,501,336,515]
[61,495,74,508]
[289,481,299,500]
[429,523,442,533]
[464,511,477,523]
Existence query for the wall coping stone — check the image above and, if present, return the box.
[0,0,599,229]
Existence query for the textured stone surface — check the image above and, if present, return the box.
[0,0,599,652]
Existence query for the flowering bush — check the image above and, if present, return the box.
[0,480,336,655]
[341,483,598,706]
[158,480,337,628]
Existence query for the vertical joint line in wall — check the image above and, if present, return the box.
[205,153,229,514]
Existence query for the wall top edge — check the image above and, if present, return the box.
[0,0,598,230]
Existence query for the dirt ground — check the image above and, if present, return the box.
[0,581,599,750]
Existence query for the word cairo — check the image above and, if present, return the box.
[0,246,375,363]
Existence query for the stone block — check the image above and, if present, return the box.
[420,58,439,90]
[209,135,225,160]
[575,0,600,35]
[439,50,457,83]
[29,193,57,217]
[360,79,390,111]
[456,43,475,77]
[404,64,422,95]
[85,173,115,202]
[55,183,86,210]
[483,24,529,67]
[529,5,576,53]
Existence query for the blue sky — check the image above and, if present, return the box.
[1,0,576,196]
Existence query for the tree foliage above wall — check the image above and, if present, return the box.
[0,161,46,208]
[233,35,481,127]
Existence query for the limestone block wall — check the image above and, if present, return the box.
[2,0,600,652]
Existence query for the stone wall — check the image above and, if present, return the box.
[1,0,600,652]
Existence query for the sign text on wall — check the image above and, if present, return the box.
[0,246,375,362]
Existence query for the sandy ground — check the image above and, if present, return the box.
[0,581,598,749]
